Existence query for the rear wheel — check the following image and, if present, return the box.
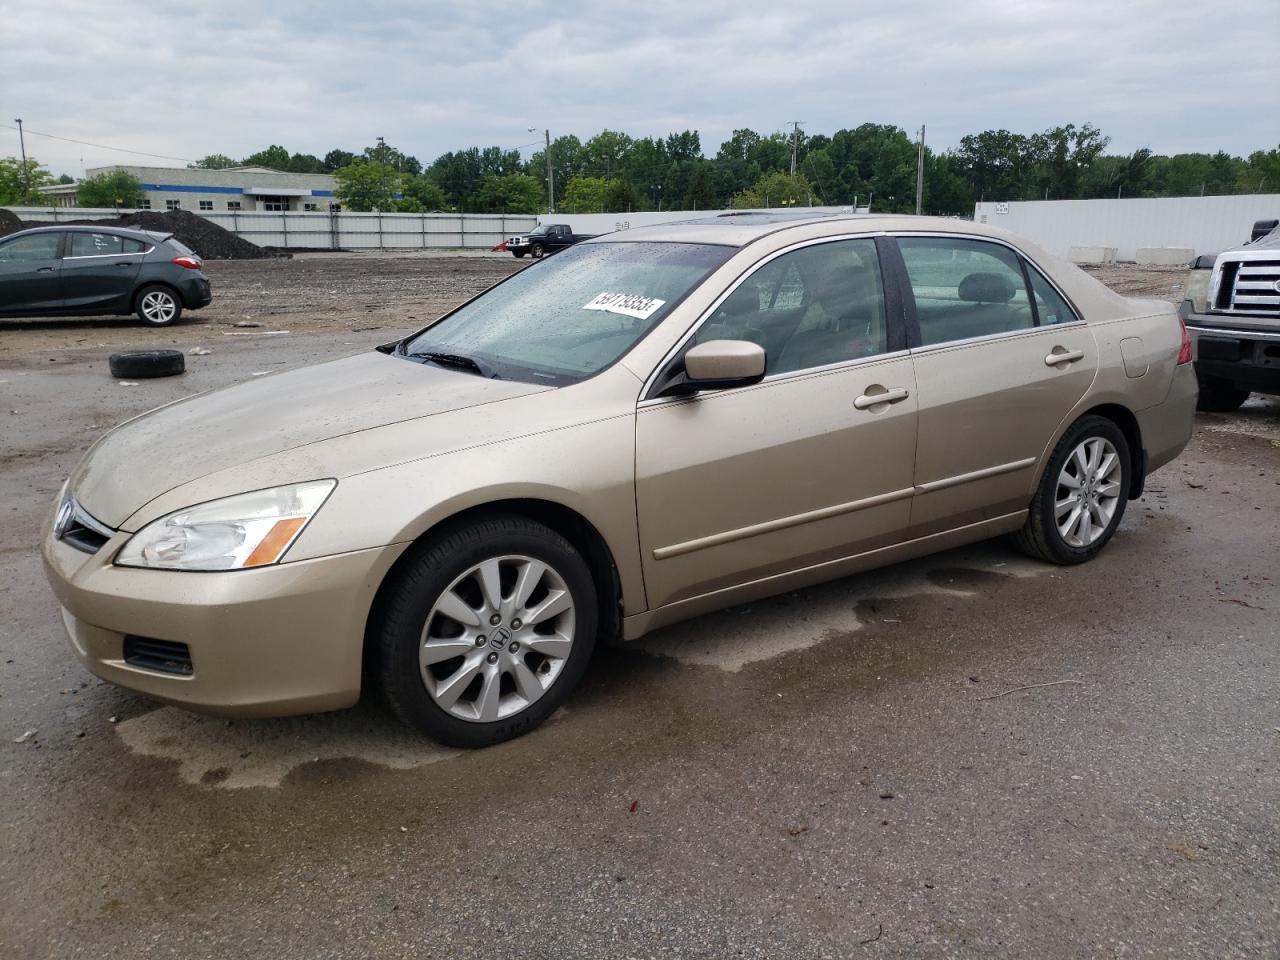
[134,285,182,326]
[1195,376,1250,412]
[1015,415,1130,565]
[373,515,598,748]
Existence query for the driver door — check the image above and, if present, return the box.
[634,237,918,610]
[0,232,65,314]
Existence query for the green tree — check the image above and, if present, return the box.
[752,171,817,207]
[561,176,609,213]
[0,156,55,204]
[76,169,145,208]
[333,161,402,211]
[287,153,324,174]
[603,177,639,213]
[241,145,291,170]
[476,173,543,214]
[1240,147,1280,193]
[681,163,717,210]
[362,141,421,176]
[323,149,356,172]
[191,153,237,169]
[402,175,447,211]
[56,173,74,184]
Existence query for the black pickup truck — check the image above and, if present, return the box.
[505,223,596,259]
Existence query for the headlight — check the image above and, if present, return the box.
[1185,267,1210,313]
[115,480,335,571]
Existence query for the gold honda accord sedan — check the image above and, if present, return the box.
[43,214,1197,746]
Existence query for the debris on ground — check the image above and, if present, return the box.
[12,729,37,743]
[189,347,213,356]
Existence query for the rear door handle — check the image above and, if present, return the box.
[36,266,55,273]
[854,386,910,410]
[114,261,133,267]
[1044,347,1085,366]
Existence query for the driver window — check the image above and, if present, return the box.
[0,233,61,262]
[694,238,887,375]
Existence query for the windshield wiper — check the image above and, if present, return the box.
[412,351,499,378]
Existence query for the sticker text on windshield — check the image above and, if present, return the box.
[582,292,667,321]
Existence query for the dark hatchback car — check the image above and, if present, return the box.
[0,225,212,326]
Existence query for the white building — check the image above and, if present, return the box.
[41,165,342,212]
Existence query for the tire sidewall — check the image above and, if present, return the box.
[530,243,544,259]
[135,285,182,326]
[1035,416,1131,563]
[379,518,598,748]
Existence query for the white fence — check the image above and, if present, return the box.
[6,206,539,251]
[974,195,1280,262]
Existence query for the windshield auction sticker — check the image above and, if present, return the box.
[583,292,667,320]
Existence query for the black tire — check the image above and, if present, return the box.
[1195,376,1250,413]
[134,285,183,326]
[108,349,186,380]
[1015,414,1131,565]
[530,242,545,259]
[373,514,598,748]
[512,250,526,258]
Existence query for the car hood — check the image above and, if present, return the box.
[71,351,550,527]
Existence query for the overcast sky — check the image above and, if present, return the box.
[3,0,1277,178]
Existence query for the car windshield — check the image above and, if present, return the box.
[402,241,733,385]
[529,225,548,236]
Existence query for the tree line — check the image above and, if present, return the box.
[2,124,1277,215]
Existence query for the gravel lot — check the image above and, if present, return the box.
[1,254,1276,959]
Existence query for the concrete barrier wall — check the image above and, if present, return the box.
[974,195,1280,261]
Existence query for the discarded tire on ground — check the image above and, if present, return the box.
[108,350,186,380]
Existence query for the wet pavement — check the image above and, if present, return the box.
[1,325,1277,959]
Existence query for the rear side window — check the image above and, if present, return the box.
[71,233,124,257]
[0,233,61,261]
[121,238,147,253]
[898,237,1034,346]
[1027,265,1078,325]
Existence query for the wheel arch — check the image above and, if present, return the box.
[362,497,624,679]
[1042,402,1145,500]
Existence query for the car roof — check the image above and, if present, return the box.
[6,224,173,244]
[586,213,992,247]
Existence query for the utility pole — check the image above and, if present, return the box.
[788,121,803,178]
[531,128,553,213]
[15,118,29,198]
[914,124,926,216]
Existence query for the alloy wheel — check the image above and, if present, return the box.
[1055,437,1122,547]
[419,555,575,723]
[140,290,177,324]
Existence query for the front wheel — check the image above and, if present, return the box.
[530,242,545,259]
[1015,415,1130,565]
[512,250,526,258]
[134,285,182,326]
[373,515,598,748]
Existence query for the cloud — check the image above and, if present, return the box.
[3,0,1276,178]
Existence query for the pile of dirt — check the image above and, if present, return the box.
[0,207,277,260]
[64,210,276,260]
[0,208,23,237]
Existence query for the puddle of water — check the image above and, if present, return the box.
[116,705,458,789]
[635,543,1049,672]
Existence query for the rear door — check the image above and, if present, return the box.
[61,232,144,312]
[0,232,65,314]
[893,234,1097,536]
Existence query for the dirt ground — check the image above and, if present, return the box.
[2,254,1277,959]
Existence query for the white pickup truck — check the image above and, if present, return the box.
[1180,219,1280,410]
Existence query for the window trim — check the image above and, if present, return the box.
[888,232,1085,352]
[640,231,906,404]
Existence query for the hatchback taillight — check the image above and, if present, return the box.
[172,255,201,270]
[1177,317,1193,365]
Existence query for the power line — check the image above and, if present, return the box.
[0,122,196,164]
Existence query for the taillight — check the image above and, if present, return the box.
[172,256,201,270]
[1177,316,1193,364]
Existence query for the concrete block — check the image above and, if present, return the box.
[1069,246,1117,265]
[1135,247,1194,267]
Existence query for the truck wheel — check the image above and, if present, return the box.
[1195,376,1250,413]
[530,243,545,259]
[513,250,526,258]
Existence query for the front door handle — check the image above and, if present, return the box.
[1044,347,1085,367]
[854,386,910,410]
[114,261,133,267]
[36,266,55,273]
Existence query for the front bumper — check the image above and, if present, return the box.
[42,529,406,718]
[1180,302,1280,396]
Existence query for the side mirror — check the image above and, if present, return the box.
[655,339,766,397]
